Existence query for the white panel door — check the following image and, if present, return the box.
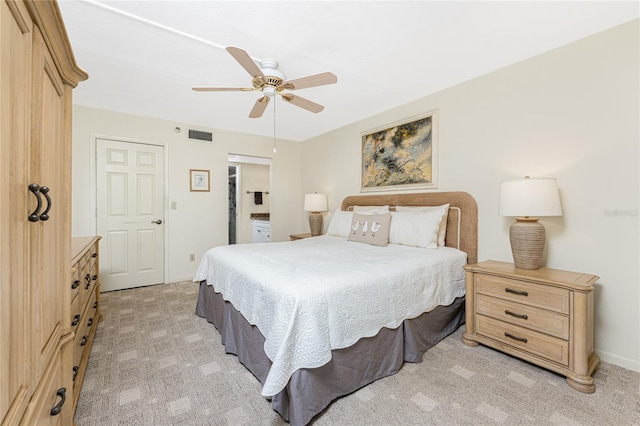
[97,139,164,291]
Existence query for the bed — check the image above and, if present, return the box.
[194,192,477,425]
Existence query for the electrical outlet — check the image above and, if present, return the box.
[189,254,195,262]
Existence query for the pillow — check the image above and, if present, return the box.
[396,204,450,246]
[352,205,390,214]
[347,212,391,247]
[388,210,447,249]
[326,209,353,238]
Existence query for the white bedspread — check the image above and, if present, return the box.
[193,235,466,396]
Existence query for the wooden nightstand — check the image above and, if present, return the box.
[462,260,600,393]
[289,233,313,241]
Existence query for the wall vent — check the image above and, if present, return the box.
[188,129,213,142]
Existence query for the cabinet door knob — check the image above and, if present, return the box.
[72,366,79,381]
[28,183,42,222]
[71,280,80,290]
[80,335,88,346]
[71,314,81,326]
[50,387,66,416]
[87,318,94,327]
[38,186,51,221]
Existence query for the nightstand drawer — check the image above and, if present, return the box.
[476,294,569,339]
[477,315,569,366]
[476,274,570,314]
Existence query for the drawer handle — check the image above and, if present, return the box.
[50,387,66,416]
[71,314,81,326]
[71,279,80,290]
[80,335,88,346]
[87,318,94,327]
[72,366,79,381]
[92,274,98,281]
[93,301,99,309]
[85,274,91,289]
[505,288,528,297]
[504,332,527,343]
[92,252,97,258]
[505,310,528,320]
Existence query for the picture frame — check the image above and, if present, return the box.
[190,169,210,192]
[361,110,438,192]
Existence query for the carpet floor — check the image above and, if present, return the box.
[75,281,639,425]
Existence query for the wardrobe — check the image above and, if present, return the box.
[1,0,87,424]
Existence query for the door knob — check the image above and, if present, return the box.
[151,219,163,225]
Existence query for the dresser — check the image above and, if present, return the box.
[70,236,102,413]
[462,260,600,393]
[0,1,87,424]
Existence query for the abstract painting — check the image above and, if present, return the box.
[361,110,438,192]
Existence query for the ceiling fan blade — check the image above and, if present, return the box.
[281,72,337,90]
[249,96,270,118]
[281,93,324,113]
[192,87,253,92]
[226,46,265,79]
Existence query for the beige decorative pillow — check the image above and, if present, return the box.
[347,212,391,247]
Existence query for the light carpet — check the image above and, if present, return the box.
[75,281,639,425]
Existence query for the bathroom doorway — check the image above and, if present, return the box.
[228,165,238,245]
[227,154,272,244]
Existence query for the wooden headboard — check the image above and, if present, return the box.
[341,192,478,264]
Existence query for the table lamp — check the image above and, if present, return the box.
[304,193,328,236]
[499,176,562,270]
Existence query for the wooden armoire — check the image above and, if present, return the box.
[1,0,87,424]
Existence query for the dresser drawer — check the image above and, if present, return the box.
[476,315,569,366]
[476,274,570,314]
[476,294,569,339]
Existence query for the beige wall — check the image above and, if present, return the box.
[301,20,639,371]
[71,106,302,282]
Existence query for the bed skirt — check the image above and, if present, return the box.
[195,281,465,425]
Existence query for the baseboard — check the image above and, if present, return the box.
[597,349,640,372]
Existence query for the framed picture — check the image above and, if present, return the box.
[361,110,438,192]
[190,169,210,192]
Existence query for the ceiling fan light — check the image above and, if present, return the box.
[263,86,276,98]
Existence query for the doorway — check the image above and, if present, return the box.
[96,138,165,291]
[228,165,238,244]
[227,154,271,244]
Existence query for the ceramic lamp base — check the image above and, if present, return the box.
[308,213,323,236]
[509,218,546,270]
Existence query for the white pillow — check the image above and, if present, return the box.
[352,205,390,214]
[388,210,447,249]
[396,204,450,246]
[326,209,353,238]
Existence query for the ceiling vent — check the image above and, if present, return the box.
[188,129,213,142]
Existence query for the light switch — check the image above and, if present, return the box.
[171,201,177,210]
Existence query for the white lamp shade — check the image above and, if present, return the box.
[304,193,328,212]
[499,178,562,217]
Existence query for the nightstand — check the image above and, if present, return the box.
[462,260,600,393]
[289,233,313,241]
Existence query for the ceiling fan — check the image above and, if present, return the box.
[193,47,337,118]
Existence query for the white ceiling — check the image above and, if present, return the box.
[58,1,638,142]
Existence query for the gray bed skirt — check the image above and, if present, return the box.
[195,281,465,425]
